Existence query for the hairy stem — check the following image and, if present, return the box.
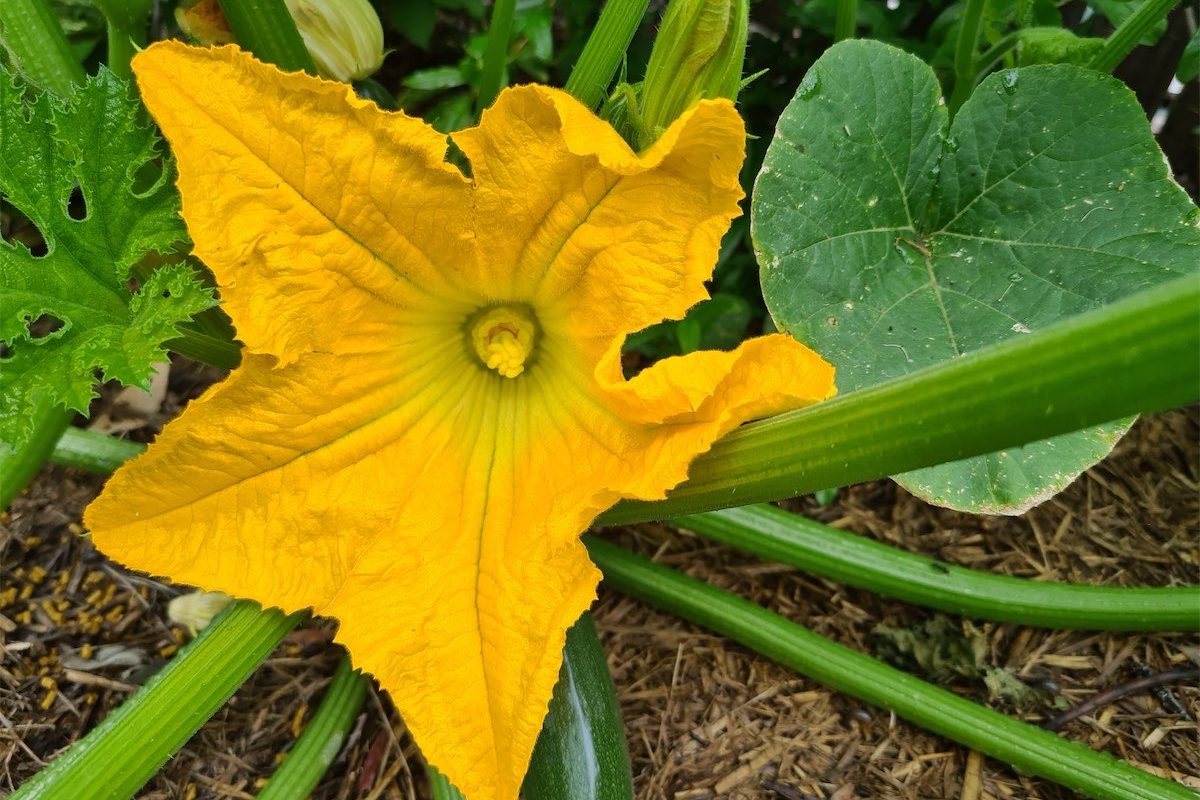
[476,0,517,114]
[0,405,74,510]
[1089,0,1180,73]
[677,505,1200,631]
[834,0,858,41]
[949,0,989,111]
[565,0,651,109]
[257,653,368,800]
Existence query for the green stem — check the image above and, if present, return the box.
[523,613,634,800]
[564,0,651,109]
[11,601,303,800]
[429,766,466,800]
[1089,0,1180,73]
[833,0,858,42]
[597,275,1200,526]
[0,405,74,510]
[50,427,145,474]
[168,323,243,371]
[256,654,367,800]
[678,505,1200,631]
[0,0,85,96]
[584,537,1195,800]
[949,0,989,111]
[975,30,1020,78]
[104,25,137,80]
[218,0,316,74]
[476,0,517,114]
[92,0,150,79]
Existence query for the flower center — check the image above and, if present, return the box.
[469,305,538,378]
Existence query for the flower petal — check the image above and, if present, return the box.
[533,332,836,509]
[453,86,744,337]
[88,47,838,800]
[132,42,475,365]
[84,337,462,610]
[85,338,602,799]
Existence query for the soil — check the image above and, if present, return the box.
[1,362,1197,799]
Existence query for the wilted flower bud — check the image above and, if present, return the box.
[167,590,233,636]
[639,0,748,149]
[175,0,236,46]
[284,0,386,82]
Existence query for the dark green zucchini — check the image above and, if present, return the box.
[521,612,633,800]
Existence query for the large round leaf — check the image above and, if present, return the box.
[754,40,1199,514]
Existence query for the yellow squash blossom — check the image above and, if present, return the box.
[85,42,834,799]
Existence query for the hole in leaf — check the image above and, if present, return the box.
[66,183,87,221]
[0,341,12,360]
[162,289,171,299]
[1,193,48,256]
[131,157,166,196]
[0,194,13,244]
[27,313,65,339]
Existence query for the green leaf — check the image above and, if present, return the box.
[0,68,214,448]
[403,65,467,91]
[1017,27,1106,66]
[1178,28,1200,83]
[754,40,1200,513]
[870,617,1044,709]
[900,426,1132,512]
[390,0,438,49]
[625,292,752,360]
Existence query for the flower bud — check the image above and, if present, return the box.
[283,0,386,82]
[638,0,748,149]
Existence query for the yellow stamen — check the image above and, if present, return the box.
[469,306,537,378]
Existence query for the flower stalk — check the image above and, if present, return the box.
[50,278,1200,530]
[49,422,1200,633]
